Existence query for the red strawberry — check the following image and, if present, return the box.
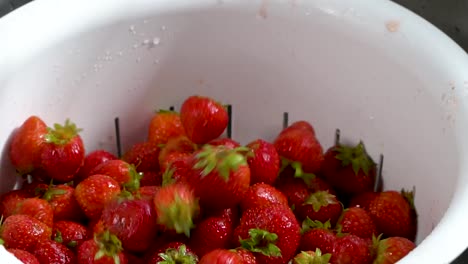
[188,145,251,210]
[296,191,343,226]
[138,186,160,201]
[199,249,243,264]
[13,197,54,227]
[33,240,76,264]
[158,136,197,172]
[336,207,377,239]
[43,184,85,222]
[322,142,376,196]
[373,236,416,264]
[124,253,144,264]
[0,189,31,218]
[234,204,300,264]
[279,120,315,136]
[40,119,85,182]
[148,110,186,145]
[208,138,241,149]
[180,95,229,144]
[307,176,337,195]
[122,141,160,172]
[368,190,417,240]
[147,242,199,264]
[275,175,310,210]
[75,150,117,184]
[53,221,90,249]
[140,171,163,187]
[74,174,121,219]
[299,219,337,254]
[77,231,127,264]
[153,182,199,237]
[160,152,192,183]
[235,248,257,264]
[7,249,40,264]
[9,116,48,175]
[331,234,373,264]
[274,121,324,175]
[246,139,280,185]
[101,196,158,253]
[292,249,332,264]
[240,183,288,213]
[0,214,52,251]
[90,160,142,192]
[348,192,378,211]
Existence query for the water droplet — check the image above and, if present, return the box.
[152,37,161,46]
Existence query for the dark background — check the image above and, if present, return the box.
[1,0,468,262]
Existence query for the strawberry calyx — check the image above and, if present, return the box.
[42,182,67,201]
[281,158,316,184]
[240,228,282,257]
[156,191,199,237]
[193,145,249,181]
[44,119,82,146]
[293,249,332,264]
[401,187,416,211]
[157,109,179,115]
[303,191,338,212]
[54,230,64,243]
[94,230,123,264]
[372,234,388,263]
[301,218,331,234]
[162,165,176,187]
[157,244,198,264]
[334,142,375,176]
[123,164,142,192]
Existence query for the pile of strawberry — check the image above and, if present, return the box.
[0,95,418,264]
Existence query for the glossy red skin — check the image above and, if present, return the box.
[375,237,416,264]
[235,248,258,264]
[9,116,47,175]
[240,183,289,213]
[308,176,337,195]
[300,228,337,254]
[1,214,52,251]
[137,186,160,202]
[208,138,241,149]
[34,240,76,264]
[296,192,343,225]
[122,142,160,172]
[53,221,90,250]
[331,235,373,264]
[74,174,121,220]
[89,160,135,187]
[279,121,316,136]
[199,249,243,264]
[101,198,158,253]
[180,95,229,144]
[234,204,301,264]
[139,171,162,187]
[77,239,128,264]
[148,242,198,263]
[348,192,378,211]
[274,127,324,174]
[337,207,377,239]
[368,191,415,240]
[322,147,376,196]
[124,253,145,264]
[0,189,31,218]
[75,150,117,184]
[275,176,310,210]
[148,111,186,145]
[160,151,192,177]
[13,197,54,227]
[46,184,85,222]
[158,136,196,171]
[40,135,85,182]
[7,249,40,264]
[246,139,280,185]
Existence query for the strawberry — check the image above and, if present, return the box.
[275,176,310,210]
[75,150,117,184]
[234,204,301,264]
[77,231,127,264]
[0,189,31,218]
[322,142,376,196]
[235,248,257,264]
[208,138,241,149]
[53,221,90,250]
[124,253,145,264]
[180,95,229,144]
[368,190,417,240]
[43,184,85,222]
[147,242,199,264]
[148,110,186,145]
[0,214,52,251]
[335,207,377,239]
[330,234,373,264]
[296,190,343,226]
[246,139,280,185]
[293,249,332,264]
[140,171,163,187]
[307,176,337,195]
[90,160,142,192]
[7,249,40,264]
[348,192,378,211]
[373,236,416,264]
[199,249,243,264]
[299,219,336,254]
[158,135,197,172]
[279,120,316,136]
[101,195,158,253]
[138,185,160,201]
[274,121,323,175]
[160,152,192,183]
[9,116,48,175]
[12,197,54,227]
[122,141,160,172]
[188,145,251,210]
[240,183,288,213]
[153,182,199,237]
[33,240,76,264]
[40,119,85,182]
[74,174,121,219]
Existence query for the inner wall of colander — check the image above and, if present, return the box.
[0,5,460,244]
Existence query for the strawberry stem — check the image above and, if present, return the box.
[45,119,82,145]
[303,191,338,212]
[158,244,199,264]
[156,192,199,237]
[193,145,248,181]
[123,165,142,192]
[94,230,123,264]
[240,228,282,257]
[301,218,331,234]
[293,249,332,264]
[334,141,375,176]
[54,230,64,243]
[162,166,176,186]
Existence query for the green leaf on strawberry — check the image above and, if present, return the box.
[240,228,282,257]
[44,119,82,146]
[194,145,249,181]
[158,244,198,264]
[303,191,338,212]
[334,142,375,175]
[301,218,331,234]
[293,248,332,264]
[94,230,123,264]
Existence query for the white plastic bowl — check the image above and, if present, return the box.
[1,0,468,263]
